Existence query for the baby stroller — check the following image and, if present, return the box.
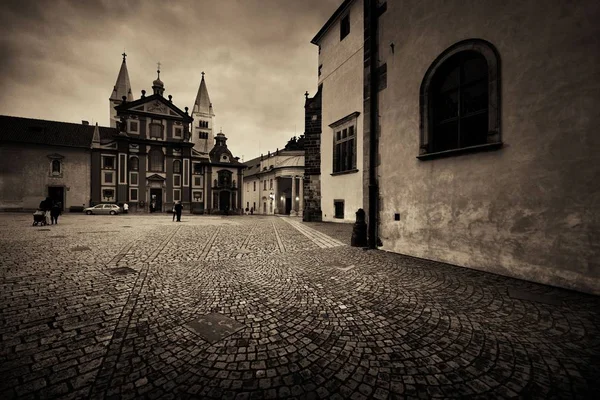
[33,210,47,226]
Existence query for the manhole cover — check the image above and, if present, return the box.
[71,246,91,252]
[508,288,562,305]
[185,313,245,344]
[109,267,137,275]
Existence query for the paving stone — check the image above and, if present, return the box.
[0,214,598,399]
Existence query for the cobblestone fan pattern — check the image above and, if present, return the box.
[1,213,599,399]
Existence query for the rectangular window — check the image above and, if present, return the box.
[193,163,202,174]
[334,200,344,219]
[130,188,138,201]
[102,156,115,169]
[119,154,126,184]
[102,171,114,185]
[340,14,350,40]
[130,172,138,186]
[253,181,256,191]
[253,202,256,210]
[174,174,181,187]
[102,189,115,201]
[129,121,139,133]
[194,176,202,186]
[174,126,183,138]
[263,180,267,190]
[269,179,273,190]
[333,123,357,173]
[174,189,181,202]
[149,121,163,138]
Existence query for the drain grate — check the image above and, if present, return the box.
[185,313,245,344]
[508,288,562,306]
[71,246,91,252]
[109,267,137,275]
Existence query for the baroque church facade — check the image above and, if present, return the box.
[0,54,244,214]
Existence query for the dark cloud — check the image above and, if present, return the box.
[0,0,341,160]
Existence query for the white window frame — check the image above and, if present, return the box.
[128,120,139,134]
[102,155,116,170]
[173,125,183,138]
[102,171,115,185]
[193,176,203,187]
[129,188,139,202]
[129,172,139,186]
[173,174,181,187]
[173,189,181,202]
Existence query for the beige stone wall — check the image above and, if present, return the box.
[318,0,364,223]
[376,0,600,293]
[0,144,91,210]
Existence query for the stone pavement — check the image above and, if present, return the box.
[0,213,599,399]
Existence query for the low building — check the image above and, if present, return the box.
[243,138,305,215]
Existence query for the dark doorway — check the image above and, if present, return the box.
[219,191,230,212]
[285,198,291,215]
[48,186,64,211]
[150,189,162,212]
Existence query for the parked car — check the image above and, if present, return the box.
[84,204,121,215]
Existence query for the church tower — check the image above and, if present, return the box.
[109,53,134,128]
[191,72,215,152]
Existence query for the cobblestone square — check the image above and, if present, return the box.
[1,213,599,399]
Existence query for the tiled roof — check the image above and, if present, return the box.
[0,115,117,148]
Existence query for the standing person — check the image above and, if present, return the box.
[172,203,176,221]
[174,201,183,222]
[50,201,61,225]
[150,197,156,213]
[123,202,129,214]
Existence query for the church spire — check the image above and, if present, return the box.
[110,52,134,102]
[193,71,214,115]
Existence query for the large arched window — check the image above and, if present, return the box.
[419,39,501,159]
[149,149,164,172]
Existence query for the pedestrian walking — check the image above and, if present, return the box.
[123,202,129,214]
[174,201,183,222]
[50,201,61,225]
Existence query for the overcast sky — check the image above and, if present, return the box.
[0,0,340,161]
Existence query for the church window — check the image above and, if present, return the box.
[194,176,202,186]
[149,120,163,139]
[130,172,138,186]
[102,156,115,169]
[173,189,181,202]
[340,14,350,41]
[269,179,273,190]
[263,180,267,190]
[174,126,183,138]
[129,121,138,133]
[51,160,61,175]
[218,170,232,187]
[419,39,501,159]
[331,115,357,174]
[173,175,181,187]
[129,188,138,202]
[173,160,182,174]
[193,163,202,174]
[149,149,164,172]
[103,171,114,185]
[129,157,139,171]
[253,181,256,191]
